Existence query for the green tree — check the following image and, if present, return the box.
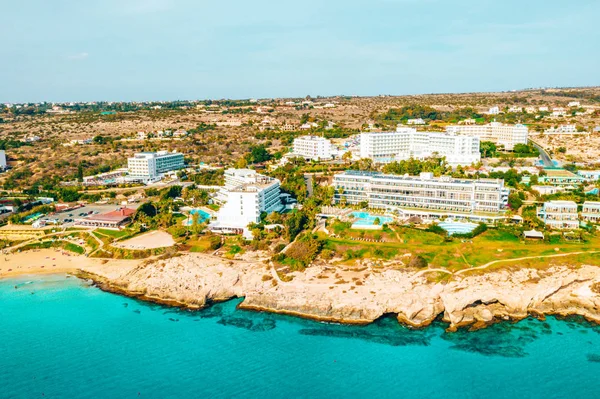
[76,163,84,182]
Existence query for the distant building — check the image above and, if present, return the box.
[487,106,500,115]
[531,185,565,195]
[552,107,567,117]
[406,118,426,125]
[544,125,584,135]
[0,150,6,169]
[508,106,523,113]
[173,129,188,137]
[538,169,585,187]
[446,122,528,151]
[127,151,185,183]
[582,202,600,224]
[568,101,581,107]
[299,122,319,130]
[292,136,332,160]
[280,123,297,131]
[539,106,549,112]
[537,201,579,229]
[211,169,284,237]
[577,170,600,181]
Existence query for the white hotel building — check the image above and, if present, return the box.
[292,136,332,160]
[446,122,528,150]
[582,202,600,224]
[212,169,284,237]
[333,171,509,219]
[537,201,579,230]
[127,151,185,183]
[359,127,480,166]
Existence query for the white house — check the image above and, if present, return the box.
[487,106,500,115]
[568,101,581,108]
[211,169,284,237]
[406,118,426,125]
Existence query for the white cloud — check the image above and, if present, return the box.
[68,52,89,60]
[67,53,89,60]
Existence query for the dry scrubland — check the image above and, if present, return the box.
[1,87,599,188]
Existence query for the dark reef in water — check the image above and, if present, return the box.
[441,318,551,358]
[587,354,600,363]
[298,315,435,347]
[217,315,277,332]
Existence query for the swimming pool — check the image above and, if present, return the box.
[437,221,478,235]
[350,212,393,226]
[184,209,211,226]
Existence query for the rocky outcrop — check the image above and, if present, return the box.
[78,253,600,331]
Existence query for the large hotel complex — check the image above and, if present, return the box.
[127,151,185,183]
[333,171,510,218]
[211,169,285,237]
[292,136,332,160]
[359,122,528,166]
[445,122,528,150]
[360,127,481,166]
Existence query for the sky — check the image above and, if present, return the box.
[1,0,599,102]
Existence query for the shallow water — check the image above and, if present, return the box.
[1,274,600,398]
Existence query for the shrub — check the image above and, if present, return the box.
[408,255,428,268]
[284,234,324,268]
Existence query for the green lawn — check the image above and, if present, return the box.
[319,226,600,271]
[95,228,131,239]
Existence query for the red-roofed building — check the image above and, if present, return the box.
[74,207,136,230]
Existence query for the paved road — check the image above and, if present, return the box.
[304,174,314,197]
[530,139,553,168]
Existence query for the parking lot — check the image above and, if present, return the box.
[39,203,141,228]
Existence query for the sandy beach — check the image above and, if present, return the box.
[113,230,175,250]
[0,249,140,280]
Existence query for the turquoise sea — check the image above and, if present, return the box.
[2,274,600,398]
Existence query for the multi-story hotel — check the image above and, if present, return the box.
[582,201,600,224]
[292,136,332,160]
[127,151,185,183]
[212,169,284,237]
[359,127,480,166]
[446,122,528,150]
[537,201,579,229]
[333,171,509,216]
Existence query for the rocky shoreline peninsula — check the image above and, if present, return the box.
[74,253,600,331]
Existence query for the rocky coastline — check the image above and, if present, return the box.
[76,253,600,331]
